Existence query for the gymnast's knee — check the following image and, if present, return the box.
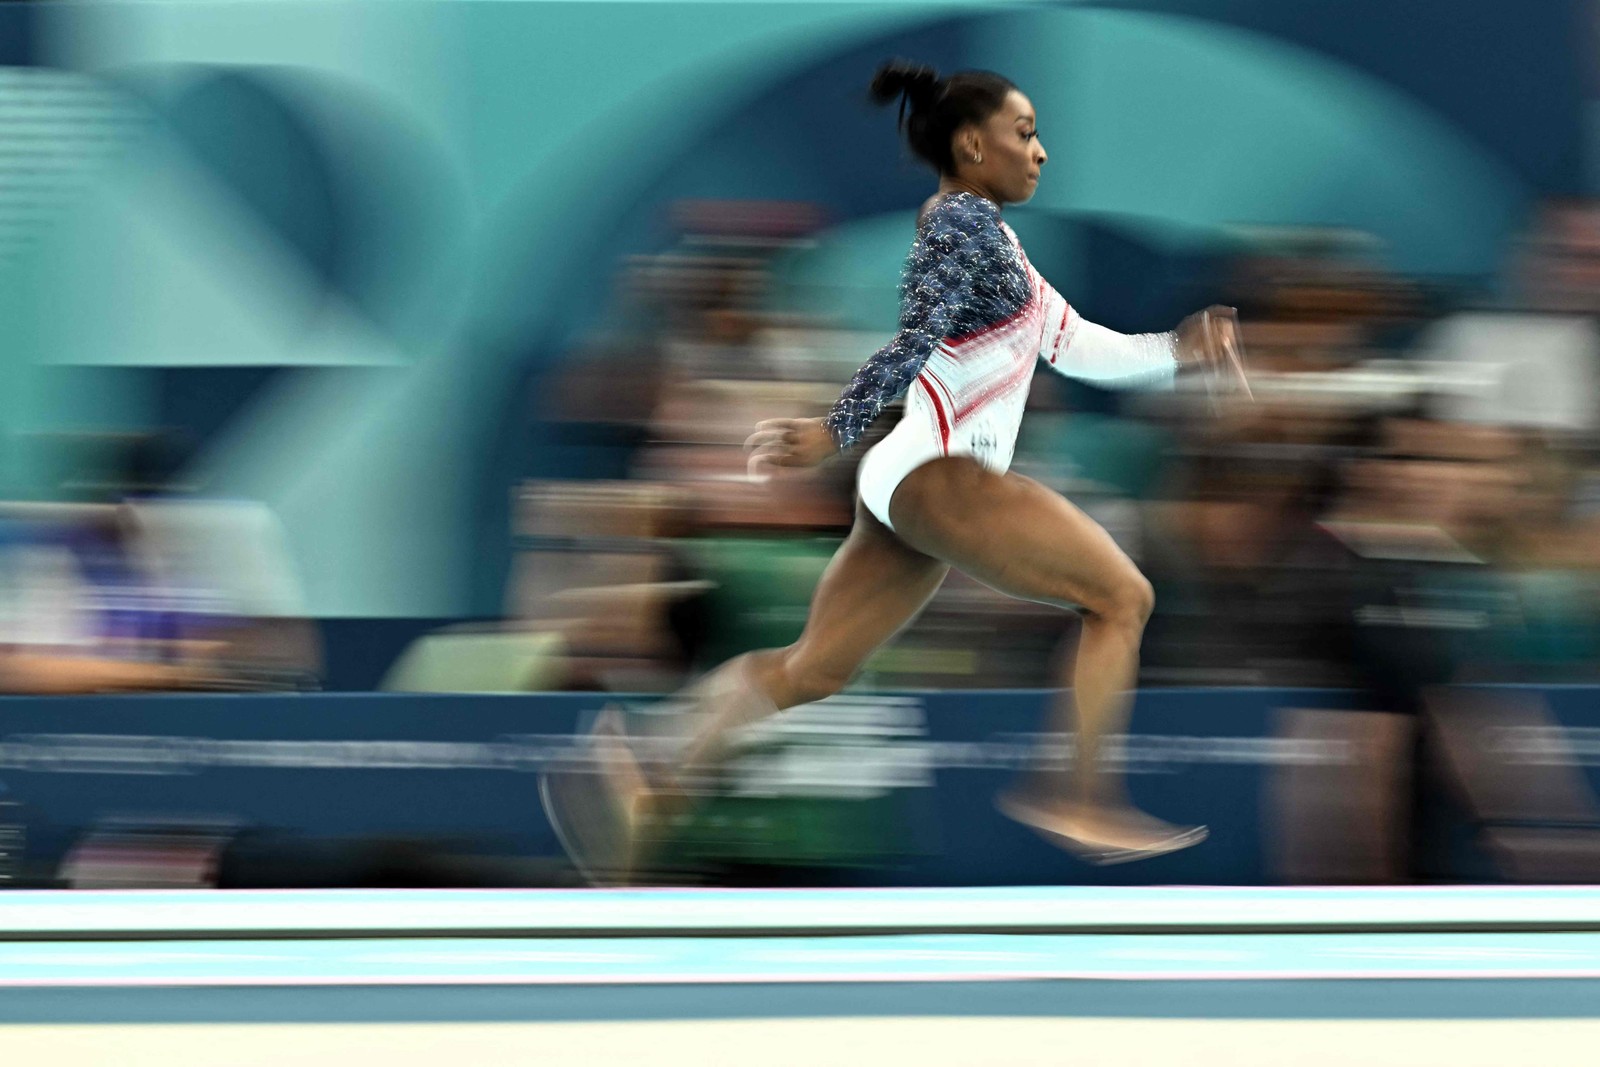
[1089,570,1155,631]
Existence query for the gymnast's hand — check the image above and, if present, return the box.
[744,417,838,480]
[1176,304,1252,398]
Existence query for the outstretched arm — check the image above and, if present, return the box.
[1038,285,1180,388]
[1039,285,1246,392]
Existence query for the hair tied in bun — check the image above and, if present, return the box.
[870,60,942,129]
[868,60,1015,175]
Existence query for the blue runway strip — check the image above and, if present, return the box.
[2,887,1599,1029]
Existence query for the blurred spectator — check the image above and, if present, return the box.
[0,433,320,694]
[1414,200,1600,435]
[0,503,207,693]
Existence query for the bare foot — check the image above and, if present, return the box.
[540,706,651,885]
[996,792,1208,865]
[591,710,707,871]
[593,707,650,822]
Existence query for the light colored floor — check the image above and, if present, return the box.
[9,1018,1600,1067]
[5,886,1595,938]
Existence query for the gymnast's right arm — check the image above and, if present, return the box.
[744,198,993,472]
[820,201,992,451]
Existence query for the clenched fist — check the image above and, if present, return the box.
[744,418,839,480]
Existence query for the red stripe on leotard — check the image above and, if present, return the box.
[945,299,1033,350]
[1049,304,1072,364]
[923,365,957,413]
[954,356,1035,423]
[918,375,951,455]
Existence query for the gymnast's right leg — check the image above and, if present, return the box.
[669,499,949,784]
[542,499,948,882]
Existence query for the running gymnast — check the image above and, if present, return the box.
[549,60,1249,872]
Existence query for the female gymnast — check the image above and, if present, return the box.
[548,60,1249,873]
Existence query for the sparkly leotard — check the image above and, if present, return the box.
[828,192,1180,531]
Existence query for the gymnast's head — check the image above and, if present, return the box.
[870,60,1047,205]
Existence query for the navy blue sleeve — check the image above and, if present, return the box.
[822,195,1001,450]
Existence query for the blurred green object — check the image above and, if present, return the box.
[380,628,567,693]
[645,538,925,876]
[634,723,929,877]
[1502,570,1600,674]
[641,793,924,877]
[677,537,840,667]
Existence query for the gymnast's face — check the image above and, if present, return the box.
[959,90,1047,204]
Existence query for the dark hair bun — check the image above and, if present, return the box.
[870,60,941,109]
[869,61,1016,176]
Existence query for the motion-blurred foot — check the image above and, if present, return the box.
[539,705,648,885]
[996,792,1208,866]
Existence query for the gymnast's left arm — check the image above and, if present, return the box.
[1039,282,1249,391]
[1036,284,1181,388]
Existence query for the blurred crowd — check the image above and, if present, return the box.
[7,195,1600,709]
[500,197,1600,704]
[0,433,320,696]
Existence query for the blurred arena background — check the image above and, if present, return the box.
[4,0,1600,1060]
